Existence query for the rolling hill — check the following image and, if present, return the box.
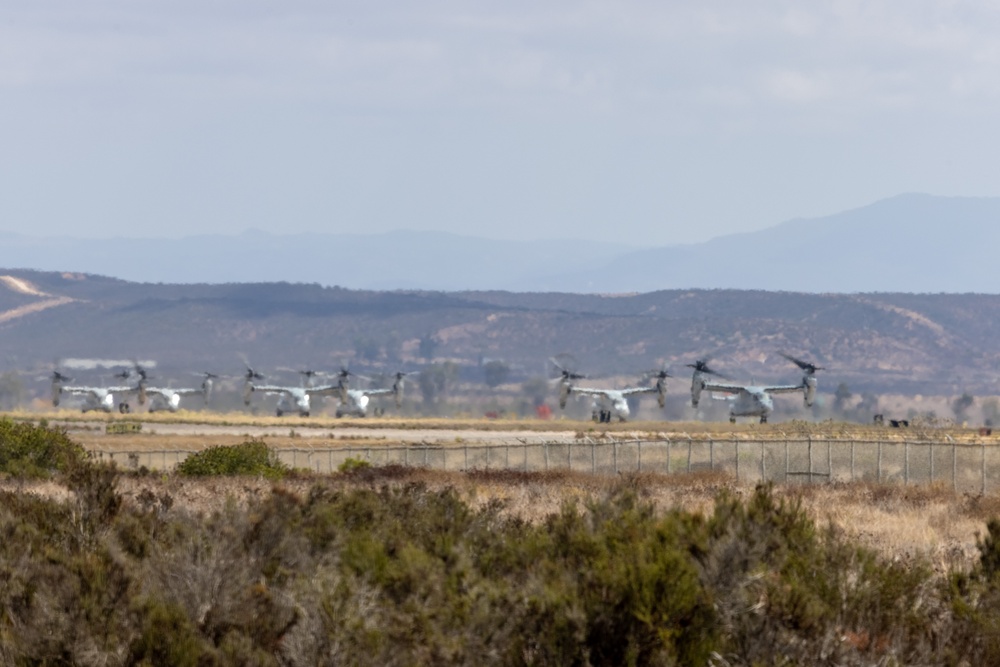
[1,269,998,400]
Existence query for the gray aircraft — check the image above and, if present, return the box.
[551,357,669,423]
[688,353,823,423]
[132,364,215,412]
[242,365,338,417]
[241,362,410,418]
[332,369,411,418]
[50,369,135,413]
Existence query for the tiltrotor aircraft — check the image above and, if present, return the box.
[241,363,410,418]
[688,353,823,423]
[50,369,135,413]
[242,365,338,417]
[332,369,411,418]
[131,364,215,413]
[551,357,669,423]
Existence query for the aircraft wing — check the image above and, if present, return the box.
[362,388,395,398]
[620,386,657,397]
[158,387,204,397]
[700,380,748,395]
[305,384,341,397]
[762,384,805,395]
[64,385,133,396]
[252,384,298,397]
[568,387,612,398]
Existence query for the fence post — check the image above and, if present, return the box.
[982,443,987,496]
[929,442,934,483]
[783,435,789,483]
[877,440,882,483]
[905,440,910,485]
[524,444,528,472]
[875,438,882,482]
[760,441,765,481]
[734,437,739,482]
[687,437,692,473]
[404,446,409,467]
[505,443,510,469]
[613,439,618,474]
[544,442,549,471]
[464,443,469,471]
[807,436,813,485]
[850,441,855,481]
[827,440,832,482]
[953,442,957,493]
[710,438,714,470]
[591,440,596,474]
[667,438,672,474]
[638,440,642,473]
[569,441,573,471]
[486,445,490,470]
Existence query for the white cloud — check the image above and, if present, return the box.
[4,1,1000,245]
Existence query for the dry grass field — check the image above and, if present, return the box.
[2,467,982,573]
[7,410,1000,573]
[133,472,1000,571]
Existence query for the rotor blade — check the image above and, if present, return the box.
[778,351,825,374]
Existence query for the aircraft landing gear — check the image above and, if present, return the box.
[729,415,736,424]
[276,409,283,417]
[759,416,768,424]
[119,402,130,414]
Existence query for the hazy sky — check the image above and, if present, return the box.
[3,1,1000,245]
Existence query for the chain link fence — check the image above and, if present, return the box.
[90,436,1000,495]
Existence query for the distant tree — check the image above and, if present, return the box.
[384,331,403,365]
[418,362,460,407]
[833,383,853,413]
[483,361,511,388]
[418,334,439,361]
[353,336,381,362]
[0,372,24,410]
[852,392,880,423]
[521,377,550,408]
[982,397,1000,427]
[953,393,975,423]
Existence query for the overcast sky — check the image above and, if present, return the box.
[3,1,1000,245]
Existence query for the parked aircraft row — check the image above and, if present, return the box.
[553,352,823,423]
[46,351,825,423]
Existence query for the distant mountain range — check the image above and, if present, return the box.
[2,193,999,293]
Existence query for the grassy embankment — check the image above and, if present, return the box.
[4,418,1000,663]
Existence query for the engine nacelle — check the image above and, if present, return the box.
[690,374,704,408]
[804,375,818,407]
[392,374,406,408]
[558,381,572,409]
[655,377,668,408]
[243,381,254,406]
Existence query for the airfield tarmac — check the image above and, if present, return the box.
[24,410,1000,453]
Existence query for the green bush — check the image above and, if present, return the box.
[337,456,371,474]
[176,440,287,478]
[0,418,85,477]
